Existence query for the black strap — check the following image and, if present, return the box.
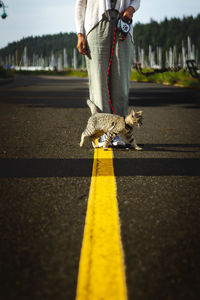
[110,0,117,10]
[123,117,132,130]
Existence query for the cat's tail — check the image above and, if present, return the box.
[87,99,98,115]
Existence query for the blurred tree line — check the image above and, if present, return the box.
[0,32,78,67]
[134,14,200,55]
[0,14,199,66]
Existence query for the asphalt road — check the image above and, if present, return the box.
[0,74,200,300]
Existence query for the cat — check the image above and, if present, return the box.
[80,99,143,150]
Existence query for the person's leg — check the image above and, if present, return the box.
[110,33,134,116]
[86,17,119,113]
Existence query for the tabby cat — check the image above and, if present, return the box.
[80,99,143,150]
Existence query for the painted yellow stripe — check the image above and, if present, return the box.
[76,147,127,300]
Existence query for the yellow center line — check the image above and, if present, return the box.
[76,147,127,300]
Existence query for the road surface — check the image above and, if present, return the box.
[0,74,200,300]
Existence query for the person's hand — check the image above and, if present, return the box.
[122,6,135,22]
[77,33,87,55]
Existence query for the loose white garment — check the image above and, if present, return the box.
[75,0,141,37]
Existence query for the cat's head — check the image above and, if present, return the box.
[126,109,143,127]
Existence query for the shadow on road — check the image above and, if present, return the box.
[0,156,199,177]
[0,76,199,109]
[135,143,200,153]
[129,87,200,109]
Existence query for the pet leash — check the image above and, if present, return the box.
[107,24,118,115]
[107,17,132,115]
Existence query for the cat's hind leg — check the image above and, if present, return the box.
[80,130,99,148]
[80,132,87,147]
[91,137,99,148]
[103,131,117,150]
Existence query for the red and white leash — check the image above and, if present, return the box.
[106,24,118,115]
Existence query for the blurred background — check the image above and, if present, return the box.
[0,0,199,73]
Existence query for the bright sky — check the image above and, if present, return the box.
[0,0,199,49]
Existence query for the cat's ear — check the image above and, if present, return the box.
[130,109,135,117]
[136,110,143,116]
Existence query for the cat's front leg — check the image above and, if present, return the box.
[129,136,142,151]
[133,139,142,151]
